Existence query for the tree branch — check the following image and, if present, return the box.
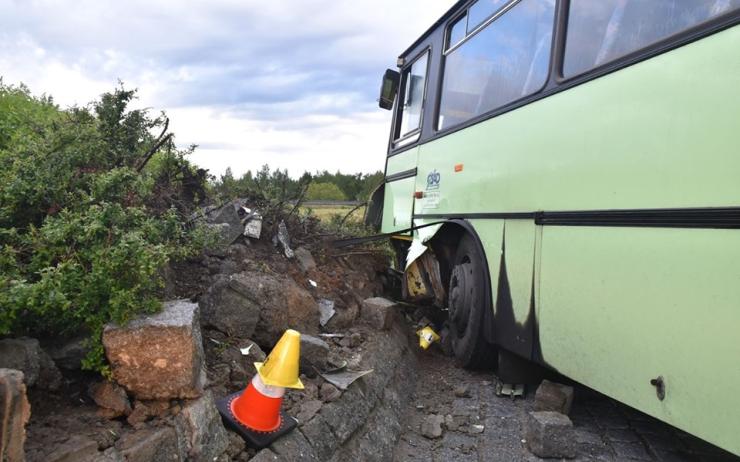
[136,118,172,172]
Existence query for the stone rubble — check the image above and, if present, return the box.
[421,414,445,439]
[0,369,30,462]
[361,297,398,330]
[103,300,206,400]
[294,247,317,273]
[525,410,577,459]
[0,338,62,390]
[534,379,575,415]
[88,381,132,419]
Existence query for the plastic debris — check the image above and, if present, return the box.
[308,279,318,288]
[318,333,345,338]
[240,344,254,356]
[274,220,295,259]
[318,299,336,327]
[416,326,441,350]
[496,382,525,398]
[319,369,373,391]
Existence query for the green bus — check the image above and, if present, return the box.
[369,0,740,456]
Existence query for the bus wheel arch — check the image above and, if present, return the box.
[430,221,497,369]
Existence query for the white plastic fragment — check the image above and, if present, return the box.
[320,369,374,390]
[240,344,254,356]
[309,279,318,288]
[318,299,336,326]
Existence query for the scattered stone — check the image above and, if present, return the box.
[454,384,471,398]
[47,435,100,462]
[320,382,342,402]
[0,369,30,462]
[89,381,132,418]
[295,247,317,272]
[300,335,330,374]
[271,428,319,461]
[103,300,206,400]
[421,414,445,439]
[98,447,124,462]
[339,337,352,348]
[318,299,336,327]
[250,448,280,461]
[534,379,575,415]
[47,336,88,372]
[175,390,229,462]
[443,414,459,432]
[204,200,247,245]
[274,220,295,259]
[225,431,246,459]
[297,399,323,425]
[0,338,62,390]
[117,426,183,462]
[361,297,397,330]
[349,333,363,348]
[127,400,170,426]
[469,424,485,434]
[199,275,262,338]
[525,411,576,459]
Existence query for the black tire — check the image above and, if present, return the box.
[448,234,496,369]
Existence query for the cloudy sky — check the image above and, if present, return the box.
[0,0,456,178]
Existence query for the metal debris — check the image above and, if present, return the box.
[318,299,336,327]
[320,369,373,390]
[496,383,525,398]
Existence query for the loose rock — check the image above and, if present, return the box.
[199,275,261,338]
[295,247,317,273]
[47,435,100,462]
[453,384,471,398]
[0,369,30,462]
[89,381,132,418]
[297,399,323,425]
[421,414,445,439]
[300,335,330,374]
[0,338,62,390]
[525,411,576,459]
[534,379,575,415]
[103,300,206,400]
[117,426,183,462]
[175,390,229,462]
[320,382,342,402]
[361,297,397,330]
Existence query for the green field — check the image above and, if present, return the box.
[302,204,366,223]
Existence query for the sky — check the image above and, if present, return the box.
[0,0,456,178]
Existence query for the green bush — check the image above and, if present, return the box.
[0,82,212,374]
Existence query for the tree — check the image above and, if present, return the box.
[305,182,347,201]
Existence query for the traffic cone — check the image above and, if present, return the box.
[216,329,303,448]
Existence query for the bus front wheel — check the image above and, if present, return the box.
[448,234,496,369]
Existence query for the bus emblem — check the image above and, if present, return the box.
[426,170,441,190]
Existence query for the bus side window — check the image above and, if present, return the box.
[396,52,429,141]
[564,0,740,77]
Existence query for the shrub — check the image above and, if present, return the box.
[0,82,212,374]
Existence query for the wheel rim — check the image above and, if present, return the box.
[449,263,473,336]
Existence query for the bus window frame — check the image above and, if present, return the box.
[386,1,740,158]
[392,47,433,148]
[435,0,556,134]
[555,1,740,83]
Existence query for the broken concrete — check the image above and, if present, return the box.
[361,297,397,330]
[103,300,206,400]
[0,338,62,390]
[174,390,229,462]
[525,411,576,459]
[0,369,30,462]
[88,381,132,418]
[534,379,575,415]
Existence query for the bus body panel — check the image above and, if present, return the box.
[388,16,740,457]
[538,226,740,456]
[414,25,740,215]
[382,149,419,233]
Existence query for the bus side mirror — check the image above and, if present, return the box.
[378,69,400,110]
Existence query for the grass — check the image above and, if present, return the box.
[301,204,366,223]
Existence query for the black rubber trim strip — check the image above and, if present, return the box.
[414,207,740,229]
[332,220,449,249]
[385,168,418,183]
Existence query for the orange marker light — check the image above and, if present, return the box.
[414,191,424,199]
[454,164,464,172]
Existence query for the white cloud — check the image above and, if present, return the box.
[0,0,457,177]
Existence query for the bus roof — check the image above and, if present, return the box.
[398,0,467,62]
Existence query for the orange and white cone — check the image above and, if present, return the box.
[217,329,304,448]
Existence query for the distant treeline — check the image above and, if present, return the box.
[212,166,384,203]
